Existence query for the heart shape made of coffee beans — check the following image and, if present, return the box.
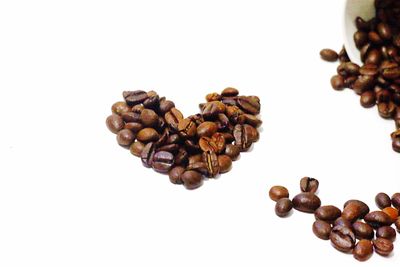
[106,88,262,190]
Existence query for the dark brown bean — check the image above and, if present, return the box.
[344,200,370,219]
[373,238,394,256]
[140,109,159,127]
[275,198,293,217]
[112,101,130,115]
[364,211,393,229]
[221,87,239,97]
[168,166,185,184]
[331,75,345,90]
[269,186,289,202]
[392,193,400,209]
[330,226,356,253]
[300,177,319,193]
[360,91,376,107]
[313,220,332,240]
[136,128,160,143]
[164,108,183,132]
[237,96,261,115]
[181,170,203,190]
[218,155,232,173]
[152,151,174,173]
[197,122,218,138]
[353,221,375,240]
[315,205,342,223]
[225,144,241,160]
[320,49,339,62]
[178,118,197,138]
[376,226,396,242]
[141,142,156,168]
[353,240,373,261]
[202,151,220,178]
[106,114,124,134]
[123,90,148,106]
[117,129,135,146]
[130,141,145,157]
[378,101,396,118]
[375,192,392,209]
[292,193,321,213]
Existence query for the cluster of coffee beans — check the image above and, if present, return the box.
[106,88,262,189]
[320,0,400,153]
[269,179,400,261]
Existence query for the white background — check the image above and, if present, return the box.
[0,0,399,266]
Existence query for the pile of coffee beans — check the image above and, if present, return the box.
[270,179,400,261]
[106,88,262,189]
[320,0,400,153]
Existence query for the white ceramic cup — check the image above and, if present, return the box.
[343,0,375,64]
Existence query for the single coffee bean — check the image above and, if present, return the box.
[225,144,240,160]
[334,217,353,230]
[197,121,218,138]
[123,90,148,106]
[292,193,321,213]
[269,186,289,202]
[315,205,342,223]
[112,101,130,115]
[353,75,375,94]
[243,114,262,128]
[330,226,356,253]
[156,144,179,154]
[202,151,220,178]
[130,141,145,157]
[221,87,239,97]
[342,202,364,222]
[382,207,399,222]
[233,124,253,151]
[106,114,124,134]
[124,122,143,133]
[201,101,226,118]
[218,155,232,173]
[143,91,159,108]
[392,193,400,209]
[275,198,293,217]
[140,109,159,127]
[141,142,156,168]
[211,133,226,154]
[131,104,144,114]
[353,221,375,240]
[354,31,368,49]
[377,22,392,40]
[117,129,135,146]
[159,99,175,114]
[366,49,382,65]
[206,93,221,102]
[378,101,396,118]
[164,108,183,132]
[353,240,373,261]
[187,162,208,176]
[300,177,319,193]
[136,128,160,143]
[168,166,185,185]
[343,200,370,219]
[313,220,332,240]
[181,170,203,190]
[373,238,394,256]
[364,211,393,229]
[152,151,174,173]
[122,112,141,123]
[331,75,345,90]
[376,226,396,242]
[237,96,261,115]
[360,91,376,108]
[178,118,197,138]
[320,49,339,62]
[375,192,392,209]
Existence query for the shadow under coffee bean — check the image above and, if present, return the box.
[106,88,262,190]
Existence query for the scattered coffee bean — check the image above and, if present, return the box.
[315,205,342,223]
[117,129,135,146]
[353,221,374,240]
[269,186,289,202]
[382,207,399,222]
[353,240,373,261]
[364,211,393,229]
[376,226,397,242]
[181,170,203,190]
[373,238,394,256]
[375,192,392,209]
[300,177,319,193]
[275,198,293,217]
[392,193,400,209]
[292,193,321,213]
[343,200,370,220]
[320,49,339,62]
[330,225,356,253]
[130,141,145,157]
[313,220,332,240]
[106,114,124,134]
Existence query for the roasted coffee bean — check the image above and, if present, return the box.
[378,101,396,118]
[331,75,345,90]
[225,144,241,160]
[112,101,130,115]
[123,90,148,106]
[168,166,185,185]
[206,93,222,102]
[202,151,220,178]
[275,198,293,217]
[300,177,319,193]
[313,220,332,240]
[117,129,135,146]
[159,99,175,114]
[164,108,183,132]
[354,31,369,49]
[143,92,159,108]
[376,226,397,241]
[174,148,188,166]
[360,91,376,107]
[393,138,400,152]
[226,105,244,123]
[157,144,179,154]
[269,186,289,202]
[106,114,124,134]
[377,22,392,40]
[392,193,400,209]
[188,154,202,165]
[243,114,262,128]
[122,112,141,123]
[201,101,226,118]
[395,218,400,233]
[364,211,393,229]
[320,49,339,62]
[342,202,365,222]
[360,64,379,76]
[373,238,394,256]
[211,133,226,153]
[218,155,232,173]
[237,96,260,115]
[356,16,370,31]
[124,122,143,133]
[334,217,353,230]
[353,221,375,240]
[369,31,383,44]
[186,162,208,176]
[375,192,392,209]
[141,142,156,168]
[177,118,197,138]
[181,170,203,190]
[136,128,160,143]
[382,207,399,222]
[330,226,356,253]
[140,109,159,127]
[292,193,321,213]
[353,75,375,94]
[221,87,239,97]
[234,124,252,151]
[152,151,174,173]
[343,200,370,219]
[197,121,218,138]
[131,104,144,114]
[353,240,373,261]
[315,205,342,223]
[130,141,145,157]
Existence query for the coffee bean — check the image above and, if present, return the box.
[243,114,262,128]
[174,148,188,166]
[364,211,393,229]
[130,141,145,157]
[123,90,148,106]
[330,226,356,253]
[339,46,350,62]
[181,170,203,190]
[376,226,396,241]
[106,114,124,134]
[164,108,183,132]
[354,31,369,49]
[353,240,373,261]
[353,75,375,94]
[377,22,392,40]
[269,186,289,202]
[395,218,400,233]
[334,217,353,230]
[117,129,135,146]
[393,138,400,152]
[342,202,365,222]
[136,128,160,143]
[292,193,321,213]
[157,144,179,154]
[140,109,159,127]
[375,192,392,209]
[300,177,319,193]
[313,220,332,240]
[221,87,239,97]
[369,31,384,45]
[112,101,130,115]
[168,166,185,184]
[206,93,222,102]
[343,200,370,219]
[202,151,220,178]
[197,121,218,138]
[143,92,159,109]
[315,205,342,223]
[237,96,261,115]
[124,122,143,133]
[159,99,175,114]
[353,221,375,240]
[152,151,174,173]
[360,91,376,107]
[225,144,241,160]
[392,193,400,209]
[355,17,370,31]
[141,142,156,168]
[121,112,141,123]
[201,101,226,118]
[382,207,399,222]
[360,64,379,76]
[226,105,244,123]
[320,49,339,62]
[178,118,197,138]
[330,75,345,90]
[233,124,252,151]
[218,155,232,173]
[275,198,293,217]
[373,238,394,256]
